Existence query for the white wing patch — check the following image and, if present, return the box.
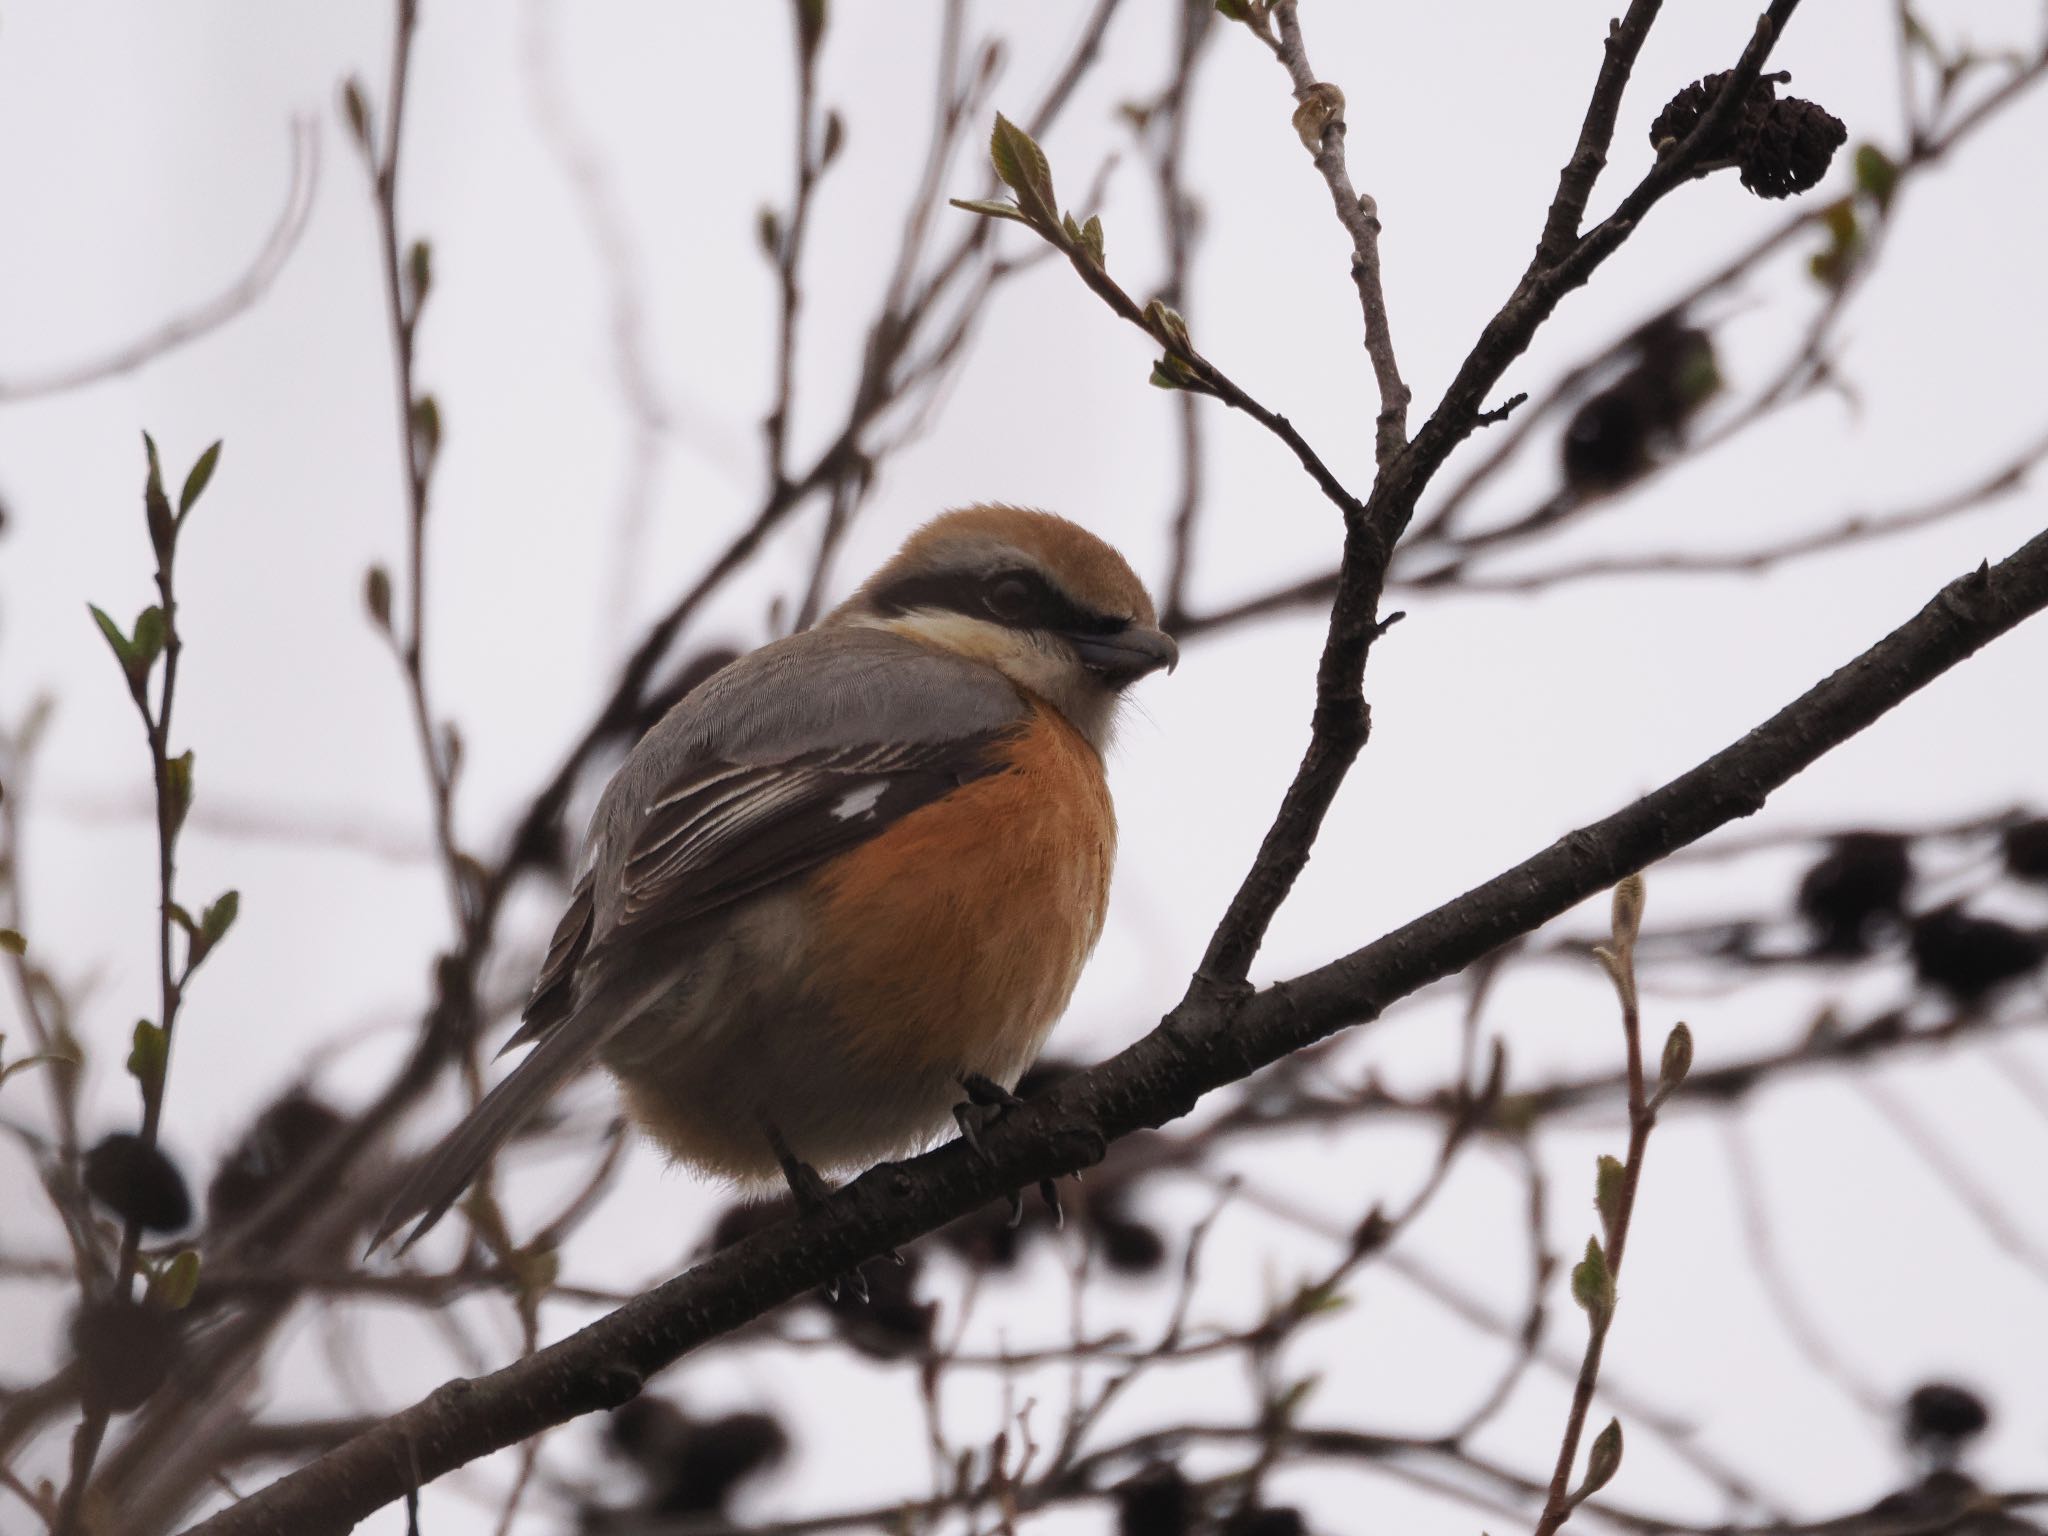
[832,780,889,821]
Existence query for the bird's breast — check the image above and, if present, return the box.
[803,701,1115,1078]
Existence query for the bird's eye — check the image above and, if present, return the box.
[984,576,1034,622]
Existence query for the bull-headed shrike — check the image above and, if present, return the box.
[375,505,1176,1253]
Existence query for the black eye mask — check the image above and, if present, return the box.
[870,565,1130,638]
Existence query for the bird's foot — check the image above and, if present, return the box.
[953,1073,1065,1231]
[763,1122,898,1303]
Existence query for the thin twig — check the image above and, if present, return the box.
[0,122,319,403]
[1267,1,1409,464]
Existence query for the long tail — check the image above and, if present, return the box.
[369,977,663,1254]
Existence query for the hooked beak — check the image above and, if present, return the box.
[1069,625,1179,687]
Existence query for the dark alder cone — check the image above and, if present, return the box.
[1562,388,1652,492]
[605,1399,790,1518]
[1648,69,1769,160]
[1562,321,1719,494]
[1117,1461,1197,1536]
[206,1091,346,1234]
[1742,98,1849,198]
[1096,1207,1169,1274]
[70,1297,182,1412]
[1908,905,2046,1004]
[1797,832,1914,954]
[1222,1508,1310,1536]
[653,1413,790,1516]
[1905,1382,1991,1466]
[607,1395,687,1467]
[83,1132,193,1233]
[1649,70,1845,199]
[2001,818,2048,883]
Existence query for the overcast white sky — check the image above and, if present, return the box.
[3,3,2047,1532]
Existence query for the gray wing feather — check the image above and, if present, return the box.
[583,627,1026,935]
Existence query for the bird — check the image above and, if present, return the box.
[373,505,1176,1252]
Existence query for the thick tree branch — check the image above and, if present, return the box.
[183,527,2048,1536]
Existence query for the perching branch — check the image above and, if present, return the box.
[181,524,2048,1536]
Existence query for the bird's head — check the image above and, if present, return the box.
[827,504,1177,749]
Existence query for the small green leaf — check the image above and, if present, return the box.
[406,241,433,309]
[165,750,195,840]
[1289,1279,1350,1318]
[1078,213,1105,266]
[142,433,174,555]
[820,109,845,166]
[1150,356,1204,391]
[411,395,442,462]
[1272,1373,1321,1422]
[1595,1154,1626,1243]
[1143,298,1191,352]
[199,891,239,947]
[341,77,372,150]
[166,903,197,936]
[89,604,136,669]
[364,566,393,631]
[1808,197,1862,289]
[794,0,827,58]
[1609,873,1645,951]
[988,113,1056,224]
[757,206,782,258]
[1570,1236,1614,1322]
[0,929,24,957]
[127,1019,169,1088]
[1675,335,1723,411]
[1215,0,1254,19]
[507,1242,559,1300]
[1658,1022,1693,1096]
[131,606,167,669]
[947,197,1030,224]
[1853,143,1900,213]
[1581,1418,1624,1497]
[178,441,223,517]
[150,1249,202,1310]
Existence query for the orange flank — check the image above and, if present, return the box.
[807,701,1114,1079]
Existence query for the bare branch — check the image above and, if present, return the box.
[1267,1,1410,463]
[0,122,318,404]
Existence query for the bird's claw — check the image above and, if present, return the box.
[763,1123,889,1303]
[953,1072,1022,1163]
[954,1075,1064,1230]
